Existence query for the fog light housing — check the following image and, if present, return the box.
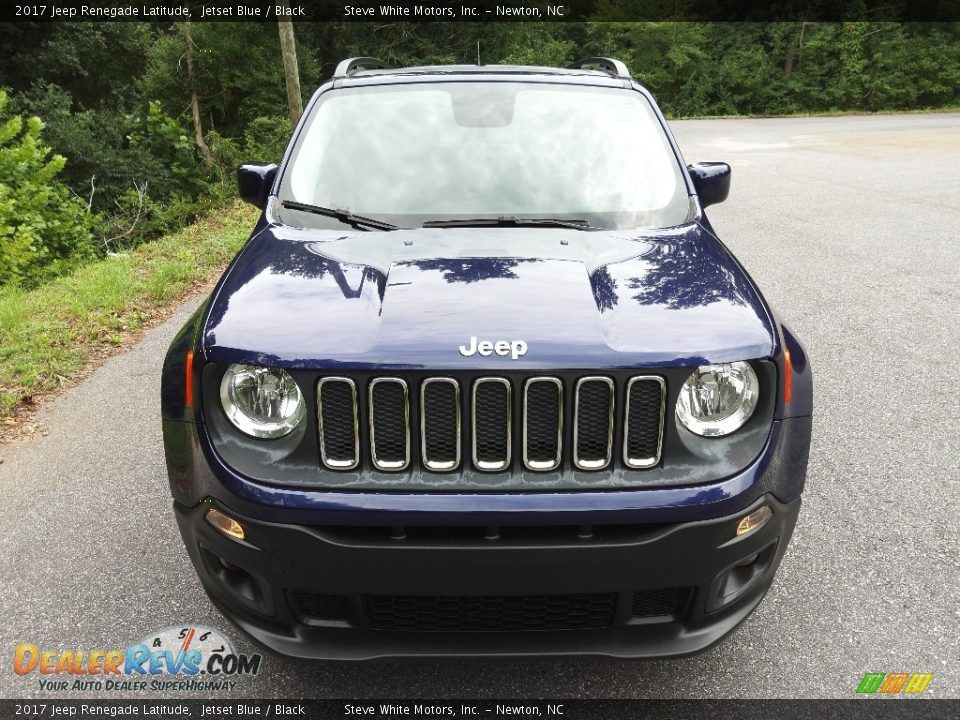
[736,505,772,537]
[205,508,246,541]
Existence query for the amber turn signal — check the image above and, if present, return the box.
[185,350,194,408]
[205,508,246,541]
[736,505,772,537]
[783,348,793,404]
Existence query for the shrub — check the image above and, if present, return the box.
[243,115,293,164]
[0,90,97,288]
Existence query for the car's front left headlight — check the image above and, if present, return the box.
[220,364,305,438]
[676,361,759,437]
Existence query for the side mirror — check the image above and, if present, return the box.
[688,162,731,208]
[237,162,278,209]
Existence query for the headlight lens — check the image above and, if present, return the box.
[676,361,759,437]
[220,364,305,438]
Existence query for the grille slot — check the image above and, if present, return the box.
[573,377,615,470]
[291,592,353,623]
[420,378,461,471]
[631,587,691,618]
[369,378,410,471]
[623,376,666,469]
[317,377,359,469]
[472,378,511,472]
[365,592,617,631]
[523,377,563,471]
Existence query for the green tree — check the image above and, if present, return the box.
[0,23,151,111]
[140,22,319,138]
[300,22,575,77]
[0,91,96,287]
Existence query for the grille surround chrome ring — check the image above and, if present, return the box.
[368,377,410,472]
[623,375,666,469]
[471,377,512,472]
[573,376,615,471]
[522,376,563,471]
[317,376,360,470]
[420,377,461,472]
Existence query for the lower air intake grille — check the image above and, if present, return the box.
[291,592,352,623]
[631,587,690,618]
[365,592,617,632]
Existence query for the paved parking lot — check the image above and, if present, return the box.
[1,113,958,699]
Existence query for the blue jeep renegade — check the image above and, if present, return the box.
[161,57,812,659]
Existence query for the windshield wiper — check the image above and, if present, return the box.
[422,216,599,231]
[281,201,398,231]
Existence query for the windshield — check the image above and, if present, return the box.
[279,82,692,230]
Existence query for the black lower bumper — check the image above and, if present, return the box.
[173,493,800,660]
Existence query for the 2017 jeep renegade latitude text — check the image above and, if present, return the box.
[161,57,812,659]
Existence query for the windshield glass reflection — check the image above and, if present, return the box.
[281,83,690,230]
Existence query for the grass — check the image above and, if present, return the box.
[0,201,257,423]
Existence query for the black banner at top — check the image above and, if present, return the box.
[4,0,960,23]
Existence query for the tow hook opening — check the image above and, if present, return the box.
[200,545,272,616]
[706,541,778,613]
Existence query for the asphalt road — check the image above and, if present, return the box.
[1,113,958,700]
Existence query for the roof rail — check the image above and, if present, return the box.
[567,57,631,79]
[333,57,391,78]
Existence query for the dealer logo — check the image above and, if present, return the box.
[13,625,262,693]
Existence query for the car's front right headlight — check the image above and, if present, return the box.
[676,361,759,437]
[220,364,305,439]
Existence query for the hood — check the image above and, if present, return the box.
[203,223,775,369]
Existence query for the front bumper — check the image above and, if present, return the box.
[174,493,800,660]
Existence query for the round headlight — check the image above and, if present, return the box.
[676,361,759,437]
[220,364,305,439]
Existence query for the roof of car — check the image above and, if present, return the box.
[330,66,641,95]
[327,57,637,87]
[351,64,616,78]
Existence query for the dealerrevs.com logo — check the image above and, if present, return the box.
[856,672,934,695]
[13,625,262,693]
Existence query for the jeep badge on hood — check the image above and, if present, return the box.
[459,337,528,360]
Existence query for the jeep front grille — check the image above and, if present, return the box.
[315,373,665,474]
[317,377,360,470]
[523,377,563,470]
[624,377,666,469]
[368,378,410,471]
[573,377,615,470]
[472,378,512,471]
[420,378,460,471]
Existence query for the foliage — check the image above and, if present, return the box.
[0,22,151,110]
[128,101,203,194]
[0,90,97,288]
[243,115,294,163]
[140,23,319,138]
